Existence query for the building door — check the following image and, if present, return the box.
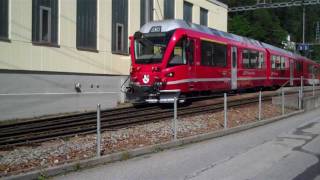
[231,46,238,90]
[290,60,294,86]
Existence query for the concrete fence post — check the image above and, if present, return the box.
[97,104,101,157]
[173,97,178,141]
[258,91,262,121]
[224,93,228,129]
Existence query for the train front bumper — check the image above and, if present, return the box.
[126,83,181,103]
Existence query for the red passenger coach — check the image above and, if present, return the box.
[126,20,320,103]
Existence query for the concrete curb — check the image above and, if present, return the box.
[5,110,304,180]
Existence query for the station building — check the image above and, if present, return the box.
[0,0,228,120]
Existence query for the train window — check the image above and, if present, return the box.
[276,56,281,69]
[308,65,314,74]
[296,61,302,73]
[242,50,250,68]
[186,40,194,65]
[272,55,276,69]
[280,57,286,70]
[258,52,264,69]
[249,51,259,68]
[200,40,227,67]
[243,50,263,69]
[168,39,186,66]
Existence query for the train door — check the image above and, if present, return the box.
[231,46,238,90]
[290,59,294,86]
[187,38,196,91]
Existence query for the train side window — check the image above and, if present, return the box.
[186,40,194,65]
[280,57,285,70]
[168,39,186,67]
[242,50,250,68]
[271,55,276,69]
[258,52,264,69]
[296,62,302,73]
[276,56,281,70]
[200,40,227,67]
[249,51,259,69]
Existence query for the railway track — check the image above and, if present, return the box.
[0,90,305,148]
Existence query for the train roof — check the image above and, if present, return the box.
[140,20,263,48]
[140,20,316,63]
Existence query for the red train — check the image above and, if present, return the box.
[127,20,320,103]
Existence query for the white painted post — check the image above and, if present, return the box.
[173,97,178,140]
[258,91,262,121]
[120,78,126,104]
[313,74,315,97]
[97,104,101,157]
[299,89,302,110]
[282,88,285,115]
[301,76,304,98]
[224,93,228,129]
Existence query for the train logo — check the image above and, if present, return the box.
[142,74,150,84]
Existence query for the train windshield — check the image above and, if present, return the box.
[134,32,173,64]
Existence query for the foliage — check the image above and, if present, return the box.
[221,0,320,62]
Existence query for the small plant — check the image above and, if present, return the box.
[121,151,130,160]
[154,147,163,152]
[37,174,47,180]
[75,163,81,171]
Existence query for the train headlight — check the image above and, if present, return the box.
[155,82,163,87]
[166,72,174,77]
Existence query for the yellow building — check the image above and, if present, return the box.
[0,0,228,120]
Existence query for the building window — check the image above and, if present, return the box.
[76,0,97,50]
[0,0,9,40]
[116,23,124,52]
[200,8,208,26]
[32,0,58,45]
[164,0,174,19]
[140,0,153,27]
[183,1,193,23]
[112,0,128,54]
[201,40,227,67]
[39,6,51,42]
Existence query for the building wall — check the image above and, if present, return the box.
[0,0,228,121]
[0,0,227,75]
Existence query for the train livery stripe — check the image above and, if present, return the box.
[237,77,267,81]
[167,77,268,85]
[167,78,231,85]
[200,38,227,45]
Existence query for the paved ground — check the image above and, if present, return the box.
[54,109,320,180]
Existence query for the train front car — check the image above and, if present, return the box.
[127,20,191,103]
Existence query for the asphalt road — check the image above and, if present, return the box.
[55,109,320,180]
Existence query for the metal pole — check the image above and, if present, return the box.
[301,76,304,98]
[259,91,262,121]
[299,89,302,110]
[313,74,315,97]
[173,97,177,140]
[282,88,285,115]
[302,6,306,44]
[96,104,101,157]
[224,93,227,129]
